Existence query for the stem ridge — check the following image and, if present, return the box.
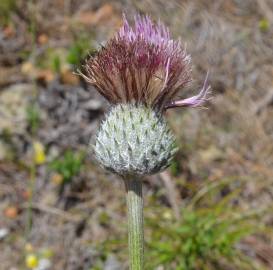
[124,177,144,270]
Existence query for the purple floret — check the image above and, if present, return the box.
[82,14,210,111]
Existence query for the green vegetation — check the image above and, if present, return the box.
[32,35,95,75]
[26,104,41,135]
[66,37,91,66]
[146,178,268,270]
[169,159,181,176]
[51,55,61,74]
[98,177,270,270]
[0,0,16,25]
[147,210,257,269]
[50,150,85,184]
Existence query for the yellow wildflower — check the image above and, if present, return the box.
[25,254,39,269]
[162,210,172,220]
[33,141,46,165]
[259,19,270,32]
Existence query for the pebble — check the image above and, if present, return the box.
[0,228,9,240]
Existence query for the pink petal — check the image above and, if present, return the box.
[165,72,211,109]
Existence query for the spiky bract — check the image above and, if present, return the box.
[93,104,178,176]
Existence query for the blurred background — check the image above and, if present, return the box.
[0,0,273,269]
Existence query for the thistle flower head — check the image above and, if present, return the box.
[82,15,210,111]
[82,14,211,177]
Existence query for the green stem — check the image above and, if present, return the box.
[26,163,36,237]
[124,177,144,270]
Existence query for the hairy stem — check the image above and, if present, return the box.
[124,177,144,270]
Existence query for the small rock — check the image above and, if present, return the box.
[34,259,51,270]
[199,146,224,163]
[0,228,9,240]
[104,254,121,270]
[83,99,102,110]
[0,83,35,134]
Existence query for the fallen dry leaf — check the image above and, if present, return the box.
[61,70,79,85]
[21,190,31,200]
[3,25,15,38]
[38,34,49,45]
[51,173,64,185]
[22,62,55,82]
[36,69,55,83]
[21,62,35,75]
[4,206,18,219]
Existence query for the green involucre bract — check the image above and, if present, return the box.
[93,103,178,177]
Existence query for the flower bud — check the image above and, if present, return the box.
[93,103,178,176]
